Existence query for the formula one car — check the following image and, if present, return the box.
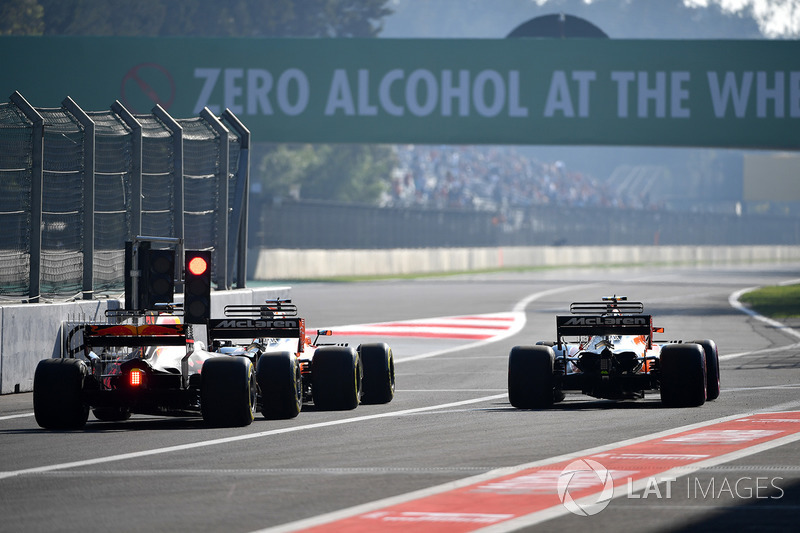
[507,296,720,408]
[33,300,395,429]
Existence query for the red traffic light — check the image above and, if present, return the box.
[184,250,212,324]
[187,256,208,276]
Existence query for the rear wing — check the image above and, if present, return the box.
[556,314,655,351]
[556,314,653,337]
[64,309,189,356]
[82,323,188,347]
[207,300,306,352]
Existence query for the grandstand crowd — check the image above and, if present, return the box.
[388,145,654,211]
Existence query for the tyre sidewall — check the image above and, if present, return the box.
[33,358,89,430]
[660,344,706,407]
[359,343,394,404]
[691,339,720,401]
[508,345,555,409]
[311,347,360,410]
[256,351,302,419]
[201,356,256,427]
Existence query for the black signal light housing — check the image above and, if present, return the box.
[184,250,212,324]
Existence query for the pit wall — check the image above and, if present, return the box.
[0,286,290,395]
[250,245,800,279]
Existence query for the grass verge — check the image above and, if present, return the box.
[739,284,800,318]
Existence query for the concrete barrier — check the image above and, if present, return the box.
[0,286,290,394]
[250,245,800,279]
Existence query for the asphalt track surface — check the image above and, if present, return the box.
[2,264,800,532]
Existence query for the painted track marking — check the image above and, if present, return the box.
[256,411,800,533]
[329,313,520,340]
[0,412,35,421]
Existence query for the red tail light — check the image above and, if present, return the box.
[129,369,145,387]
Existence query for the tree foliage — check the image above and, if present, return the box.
[0,0,44,35]
[257,144,396,203]
[301,144,396,202]
[33,0,391,37]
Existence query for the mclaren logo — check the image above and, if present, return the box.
[563,316,648,326]
[215,319,299,328]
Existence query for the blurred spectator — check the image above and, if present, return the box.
[387,145,658,211]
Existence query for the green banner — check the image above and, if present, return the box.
[2,36,799,148]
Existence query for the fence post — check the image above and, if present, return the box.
[200,107,230,290]
[111,100,143,237]
[221,109,250,289]
[152,105,184,271]
[62,97,95,300]
[9,92,43,303]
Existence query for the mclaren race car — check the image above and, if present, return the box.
[507,296,720,408]
[33,300,395,429]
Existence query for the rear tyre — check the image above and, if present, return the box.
[201,356,256,427]
[33,358,90,430]
[360,343,395,404]
[92,407,131,422]
[256,352,302,419]
[660,344,706,407]
[508,345,556,409]
[312,347,360,410]
[691,339,720,401]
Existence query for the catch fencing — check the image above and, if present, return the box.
[0,91,249,302]
[252,199,800,250]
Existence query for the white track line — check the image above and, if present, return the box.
[0,412,35,421]
[0,393,507,481]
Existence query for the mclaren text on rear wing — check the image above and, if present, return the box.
[556,314,653,338]
[208,318,306,342]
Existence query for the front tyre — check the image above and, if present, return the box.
[508,345,556,409]
[201,356,256,427]
[256,352,302,419]
[33,358,90,430]
[359,343,395,404]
